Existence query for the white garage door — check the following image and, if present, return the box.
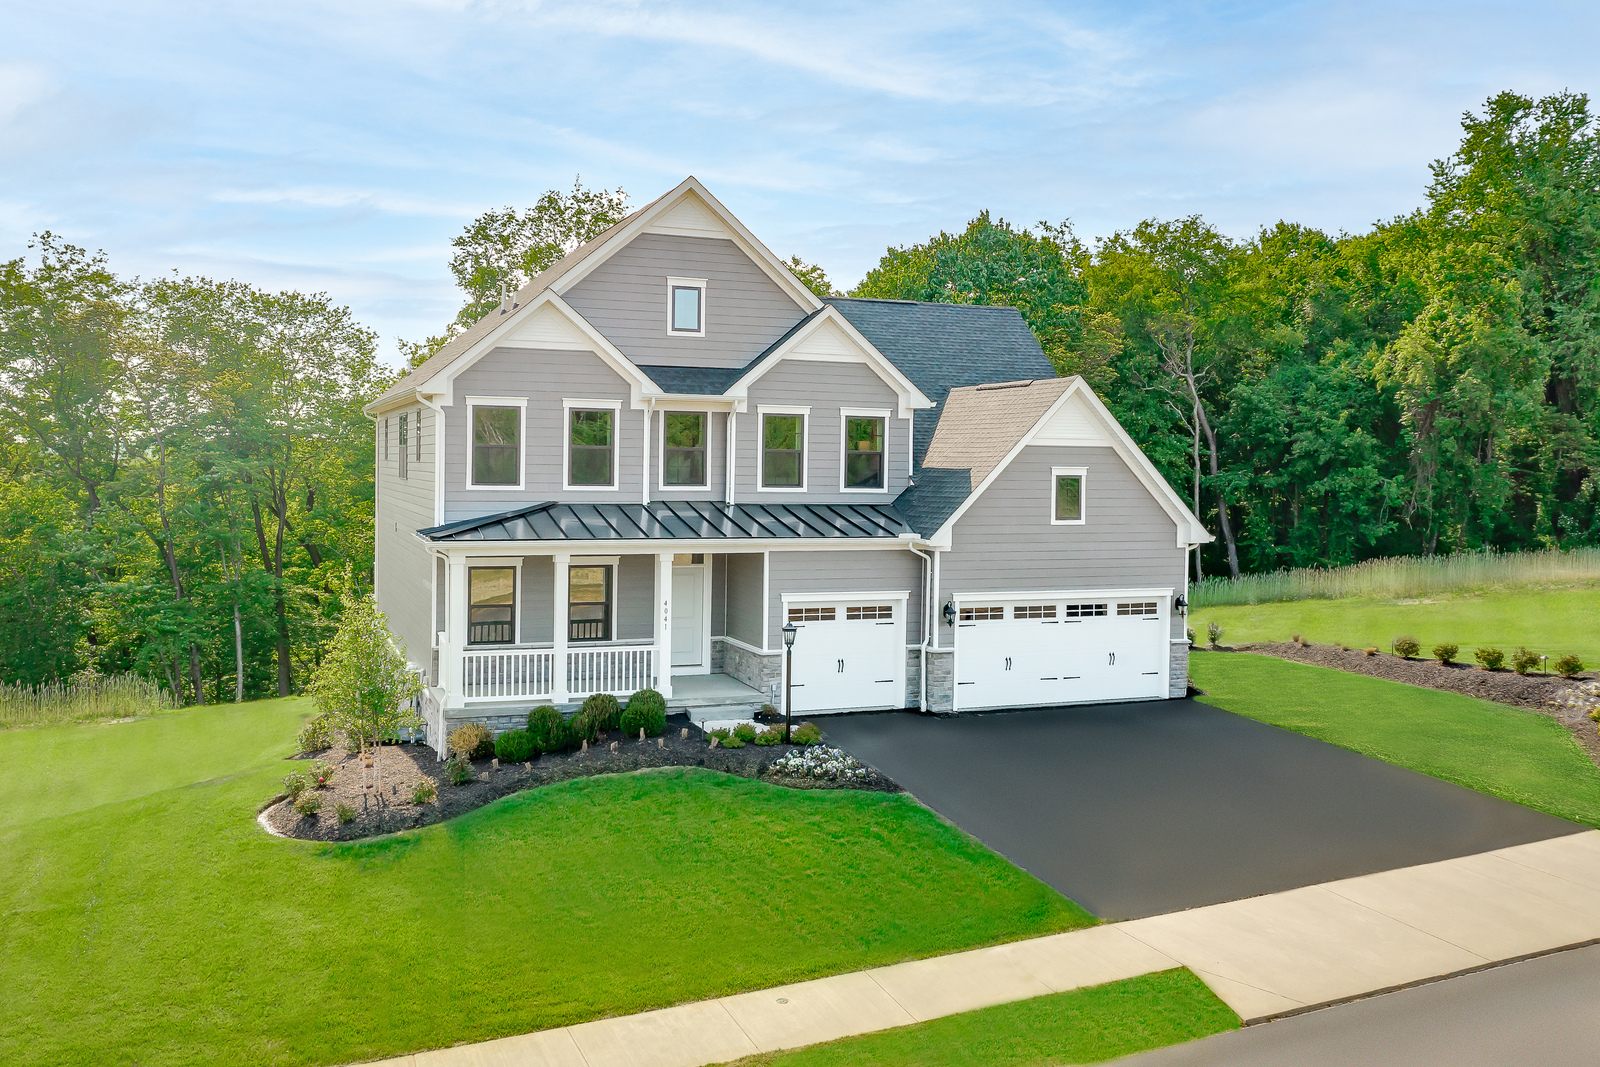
[784,599,905,713]
[954,594,1168,711]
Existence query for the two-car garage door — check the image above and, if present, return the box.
[954,593,1170,710]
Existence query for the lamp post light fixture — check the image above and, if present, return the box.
[781,620,798,743]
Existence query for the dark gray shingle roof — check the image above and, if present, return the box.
[420,499,911,542]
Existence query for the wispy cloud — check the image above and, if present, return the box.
[211,186,483,218]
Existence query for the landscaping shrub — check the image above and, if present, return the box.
[1393,635,1420,659]
[709,726,745,749]
[526,705,573,752]
[448,722,493,761]
[1434,642,1460,665]
[1475,646,1506,671]
[733,723,757,744]
[759,703,779,720]
[1185,627,1197,647]
[1511,647,1541,675]
[791,722,823,746]
[297,713,335,754]
[293,791,322,818]
[754,724,784,746]
[574,693,622,740]
[411,779,437,805]
[1206,621,1223,647]
[335,803,356,825]
[308,759,335,788]
[769,746,870,783]
[1555,654,1585,679]
[494,727,536,763]
[282,770,310,800]
[620,688,668,737]
[444,754,475,786]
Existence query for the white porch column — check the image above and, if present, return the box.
[552,552,570,704]
[440,555,468,707]
[656,551,674,698]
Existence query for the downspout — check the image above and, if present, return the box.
[907,542,933,714]
[641,400,652,506]
[726,408,737,506]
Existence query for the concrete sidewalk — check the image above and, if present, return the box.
[369,830,1600,1067]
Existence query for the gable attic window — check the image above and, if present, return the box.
[1051,467,1086,525]
[667,277,706,336]
[468,398,525,489]
[566,403,618,489]
[662,411,708,488]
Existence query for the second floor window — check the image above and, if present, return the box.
[568,407,615,487]
[467,566,516,645]
[667,277,705,335]
[761,412,805,489]
[662,412,707,487]
[843,414,885,490]
[398,412,409,480]
[470,403,522,487]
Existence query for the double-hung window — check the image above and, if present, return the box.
[1051,467,1086,524]
[760,411,806,490]
[662,411,708,488]
[568,565,613,642]
[398,413,409,480]
[842,411,886,491]
[667,277,706,336]
[567,405,617,488]
[469,400,524,488]
[467,566,516,645]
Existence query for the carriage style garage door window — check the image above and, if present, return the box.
[783,596,906,713]
[953,591,1170,710]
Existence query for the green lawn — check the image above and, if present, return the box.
[1195,582,1600,664]
[1193,653,1600,826]
[0,699,1092,1067]
[726,969,1239,1067]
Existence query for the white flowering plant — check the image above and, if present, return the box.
[768,745,871,783]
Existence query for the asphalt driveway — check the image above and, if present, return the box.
[821,699,1577,919]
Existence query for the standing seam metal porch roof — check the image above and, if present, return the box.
[418,499,913,542]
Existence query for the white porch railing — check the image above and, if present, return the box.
[418,685,447,755]
[462,646,557,702]
[458,643,657,704]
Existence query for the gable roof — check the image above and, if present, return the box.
[726,305,932,414]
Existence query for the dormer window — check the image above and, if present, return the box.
[667,277,706,336]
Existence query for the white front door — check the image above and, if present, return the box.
[670,562,707,672]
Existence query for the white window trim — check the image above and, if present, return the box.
[756,405,809,493]
[658,409,711,491]
[465,557,523,646]
[838,407,891,494]
[666,276,707,337]
[465,396,528,491]
[1050,466,1088,526]
[563,398,624,492]
[566,558,617,643]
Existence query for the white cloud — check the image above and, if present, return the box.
[210,186,484,218]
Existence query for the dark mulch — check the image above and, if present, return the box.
[1241,642,1600,768]
[261,718,898,842]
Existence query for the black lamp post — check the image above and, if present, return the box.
[781,621,798,743]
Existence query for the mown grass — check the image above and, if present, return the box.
[1194,582,1600,665]
[725,969,1239,1067]
[0,697,1092,1067]
[1192,653,1600,827]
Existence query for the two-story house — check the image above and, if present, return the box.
[367,177,1211,745]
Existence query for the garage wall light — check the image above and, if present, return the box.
[942,600,956,626]
[1173,593,1188,616]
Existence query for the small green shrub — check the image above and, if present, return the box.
[282,770,310,800]
[448,722,493,761]
[578,692,622,734]
[791,722,823,746]
[1476,646,1506,671]
[708,726,744,748]
[293,791,322,817]
[308,759,335,788]
[1555,654,1585,679]
[1206,621,1223,648]
[494,728,536,763]
[1433,642,1459,665]
[759,703,779,720]
[411,778,437,805]
[733,722,757,744]
[754,724,784,746]
[620,689,668,737]
[335,803,356,825]
[297,713,335,754]
[444,754,475,786]
[1510,647,1541,675]
[526,705,573,753]
[1393,635,1420,659]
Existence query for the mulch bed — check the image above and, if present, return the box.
[1234,642,1600,768]
[261,718,899,842]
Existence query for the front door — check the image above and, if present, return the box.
[670,559,707,672]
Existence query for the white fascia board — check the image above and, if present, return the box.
[928,378,1212,549]
[726,306,933,417]
[549,177,825,313]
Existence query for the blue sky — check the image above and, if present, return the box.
[3,0,1596,365]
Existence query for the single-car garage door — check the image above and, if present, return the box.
[954,592,1169,710]
[783,597,906,713]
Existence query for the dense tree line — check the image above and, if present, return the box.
[2,89,1592,694]
[855,91,1600,579]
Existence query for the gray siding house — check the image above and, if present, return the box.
[367,178,1211,744]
